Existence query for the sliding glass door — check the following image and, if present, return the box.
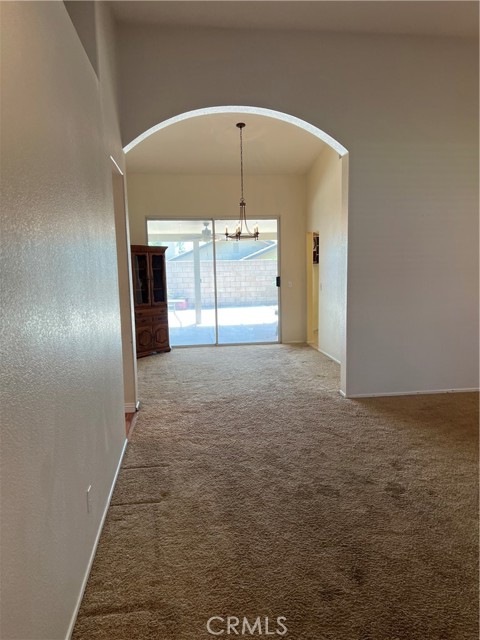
[147,220,216,346]
[215,219,279,344]
[147,219,279,346]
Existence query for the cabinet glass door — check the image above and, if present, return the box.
[132,253,150,305]
[151,253,166,304]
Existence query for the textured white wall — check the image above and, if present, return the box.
[307,147,346,365]
[118,24,479,395]
[0,3,126,638]
[127,173,307,343]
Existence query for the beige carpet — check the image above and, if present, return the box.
[73,345,478,640]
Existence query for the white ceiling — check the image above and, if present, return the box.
[111,1,479,39]
[125,112,327,175]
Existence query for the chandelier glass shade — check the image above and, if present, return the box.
[224,123,259,241]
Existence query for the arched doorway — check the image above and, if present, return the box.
[122,106,349,395]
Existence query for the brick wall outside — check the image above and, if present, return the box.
[167,260,278,308]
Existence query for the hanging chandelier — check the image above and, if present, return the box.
[225,123,259,241]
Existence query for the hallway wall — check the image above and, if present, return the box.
[306,147,346,364]
[117,23,479,396]
[127,173,307,343]
[1,3,126,638]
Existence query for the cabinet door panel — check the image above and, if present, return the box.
[132,253,151,306]
[151,253,166,305]
[152,324,169,348]
[136,326,153,350]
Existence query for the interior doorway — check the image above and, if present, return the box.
[306,231,319,348]
[147,218,280,346]
[124,105,349,394]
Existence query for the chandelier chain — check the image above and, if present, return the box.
[239,124,244,203]
[224,122,259,241]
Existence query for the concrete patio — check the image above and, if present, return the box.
[167,305,279,345]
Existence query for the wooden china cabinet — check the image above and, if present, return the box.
[131,245,171,357]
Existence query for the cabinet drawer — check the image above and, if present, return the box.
[136,315,153,326]
[135,313,167,325]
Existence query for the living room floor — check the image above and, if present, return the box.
[73,344,478,640]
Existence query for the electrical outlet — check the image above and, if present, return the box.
[86,485,92,514]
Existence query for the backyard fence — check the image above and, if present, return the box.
[167,260,278,308]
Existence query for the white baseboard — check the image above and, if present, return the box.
[66,438,128,639]
[343,387,479,399]
[317,348,341,365]
[306,343,341,365]
[125,402,137,413]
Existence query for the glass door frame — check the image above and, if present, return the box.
[213,216,281,346]
[145,216,282,347]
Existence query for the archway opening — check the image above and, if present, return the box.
[122,106,349,395]
[124,106,348,157]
